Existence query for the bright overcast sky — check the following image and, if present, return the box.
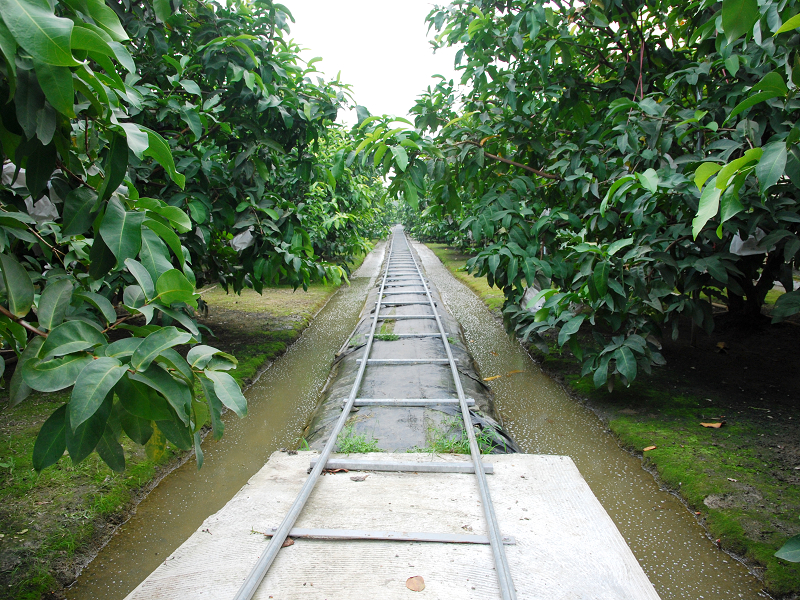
[286,1,460,124]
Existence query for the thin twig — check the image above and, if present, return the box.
[0,304,47,337]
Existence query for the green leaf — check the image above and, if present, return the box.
[722,0,759,42]
[104,338,141,358]
[775,534,800,562]
[200,376,224,440]
[140,127,186,189]
[772,290,800,322]
[593,261,610,297]
[775,13,800,35]
[73,291,116,325]
[636,168,658,193]
[129,363,192,424]
[390,145,409,171]
[153,0,173,22]
[70,24,114,56]
[153,305,199,336]
[97,132,129,201]
[694,163,722,190]
[66,390,111,463]
[115,374,173,420]
[756,141,787,194]
[95,424,125,472]
[187,344,221,369]
[139,226,173,282]
[203,370,246,417]
[751,72,788,96]
[156,414,192,450]
[124,258,155,301]
[32,60,73,116]
[84,0,127,41]
[0,0,77,66]
[37,279,73,331]
[119,408,153,445]
[100,197,145,264]
[613,346,637,383]
[558,314,585,347]
[148,204,191,233]
[728,91,783,121]
[716,148,762,190]
[130,326,192,372]
[40,320,105,360]
[143,219,183,262]
[155,269,198,307]
[32,404,67,471]
[9,336,43,405]
[178,79,202,96]
[0,252,34,317]
[88,234,116,280]
[692,179,722,238]
[607,238,633,256]
[62,187,98,236]
[69,357,126,430]
[22,354,92,392]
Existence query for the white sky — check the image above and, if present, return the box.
[286,1,460,124]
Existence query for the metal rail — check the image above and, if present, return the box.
[232,227,516,600]
[232,231,398,600]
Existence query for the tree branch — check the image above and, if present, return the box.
[0,304,47,337]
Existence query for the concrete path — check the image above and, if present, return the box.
[124,451,661,599]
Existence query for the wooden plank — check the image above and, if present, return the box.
[262,527,514,545]
[309,458,491,474]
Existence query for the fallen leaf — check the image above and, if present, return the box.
[643,446,657,452]
[281,537,295,548]
[483,375,502,381]
[16,529,28,535]
[715,342,728,354]
[506,370,524,376]
[406,576,425,592]
[727,477,738,482]
[700,422,725,428]
[323,468,349,474]
[350,475,368,482]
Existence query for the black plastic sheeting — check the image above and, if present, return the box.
[303,232,519,454]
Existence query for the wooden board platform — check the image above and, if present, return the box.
[125,451,661,599]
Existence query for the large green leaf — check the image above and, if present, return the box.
[140,127,186,189]
[119,407,153,445]
[22,353,92,392]
[100,197,145,264]
[84,0,127,41]
[756,141,787,194]
[187,344,222,369]
[692,180,722,238]
[143,218,184,261]
[95,424,125,472]
[775,534,800,562]
[0,252,34,317]
[130,363,192,424]
[73,291,117,325]
[9,335,43,405]
[32,59,73,116]
[0,0,77,66]
[200,376,225,440]
[156,413,192,450]
[139,225,173,282]
[69,357,126,430]
[97,132,129,201]
[32,404,67,471]
[155,269,198,307]
[65,390,111,463]
[593,261,610,297]
[613,346,637,383]
[203,370,246,417]
[130,326,192,372]
[40,320,105,360]
[115,374,173,420]
[104,338,142,358]
[775,14,800,35]
[37,279,73,331]
[61,187,98,236]
[124,258,156,301]
[558,314,585,347]
[88,234,116,280]
[390,145,409,171]
[722,0,759,42]
[771,290,800,322]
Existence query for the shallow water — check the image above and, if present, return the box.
[66,267,378,600]
[413,241,767,600]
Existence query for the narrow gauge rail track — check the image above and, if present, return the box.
[233,228,517,600]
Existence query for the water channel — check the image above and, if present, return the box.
[68,239,766,600]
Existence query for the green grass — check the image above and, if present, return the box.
[408,416,496,455]
[335,426,381,453]
[426,244,506,312]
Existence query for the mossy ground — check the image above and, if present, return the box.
[0,271,356,600]
[427,243,800,597]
